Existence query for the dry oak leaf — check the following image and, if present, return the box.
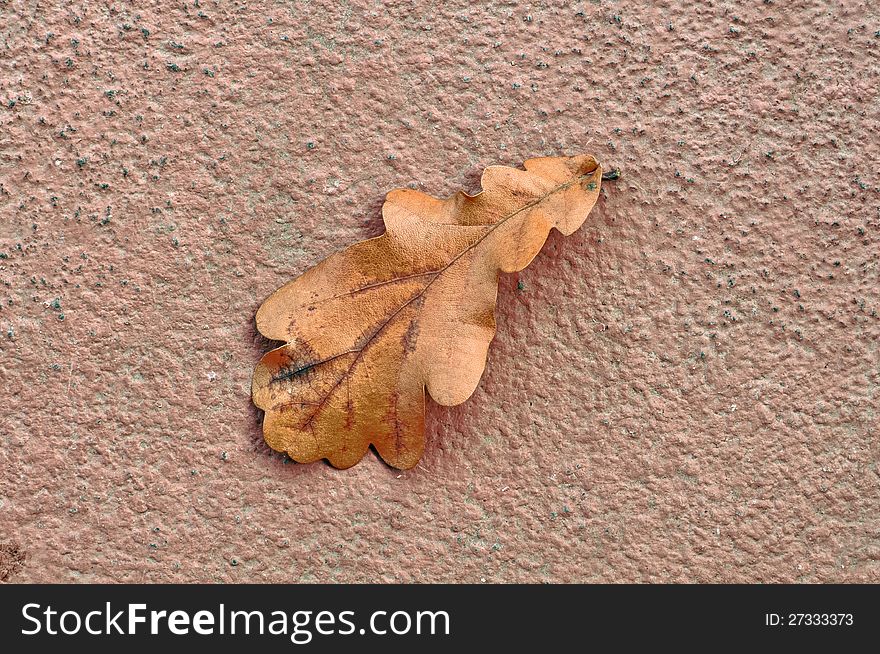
[253,154,604,470]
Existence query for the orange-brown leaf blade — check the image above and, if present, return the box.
[252,155,603,469]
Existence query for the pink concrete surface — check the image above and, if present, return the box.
[1,0,878,583]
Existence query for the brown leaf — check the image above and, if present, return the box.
[252,155,604,469]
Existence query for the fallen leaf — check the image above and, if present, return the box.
[253,154,605,469]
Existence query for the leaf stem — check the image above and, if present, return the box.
[601,168,621,181]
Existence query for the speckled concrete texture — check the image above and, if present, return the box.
[1,0,878,583]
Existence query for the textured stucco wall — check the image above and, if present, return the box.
[1,0,878,583]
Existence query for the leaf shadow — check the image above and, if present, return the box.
[360,194,387,239]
